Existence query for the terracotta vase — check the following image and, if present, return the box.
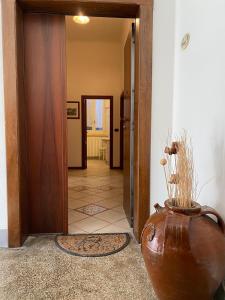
[141,200,225,300]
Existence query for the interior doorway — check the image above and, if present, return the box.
[81,96,113,169]
[3,0,152,247]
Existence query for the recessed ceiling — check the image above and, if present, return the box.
[66,16,133,42]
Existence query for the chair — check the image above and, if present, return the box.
[99,140,107,160]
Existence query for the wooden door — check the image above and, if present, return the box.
[123,25,135,226]
[23,13,67,234]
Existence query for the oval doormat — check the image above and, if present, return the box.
[55,233,130,257]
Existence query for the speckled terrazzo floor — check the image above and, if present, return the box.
[0,235,156,300]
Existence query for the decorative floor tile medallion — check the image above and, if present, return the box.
[75,204,107,216]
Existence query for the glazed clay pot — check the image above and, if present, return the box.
[141,200,225,300]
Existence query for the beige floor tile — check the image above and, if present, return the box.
[68,199,87,209]
[74,217,110,233]
[115,189,123,195]
[78,194,105,204]
[68,223,88,234]
[114,218,131,229]
[95,210,125,223]
[68,182,77,188]
[70,179,85,185]
[68,191,86,200]
[96,198,121,209]
[112,206,125,213]
[71,186,88,192]
[104,194,123,202]
[97,190,122,199]
[94,224,132,233]
[68,210,88,224]
[84,189,105,195]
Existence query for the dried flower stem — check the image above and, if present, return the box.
[174,134,194,207]
[163,166,170,199]
[160,131,197,208]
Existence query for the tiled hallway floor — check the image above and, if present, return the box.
[68,160,132,234]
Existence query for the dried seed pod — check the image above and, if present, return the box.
[165,142,179,155]
[171,142,179,154]
[169,174,179,184]
[164,147,172,155]
[160,158,167,166]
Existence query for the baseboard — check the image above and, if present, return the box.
[0,229,8,247]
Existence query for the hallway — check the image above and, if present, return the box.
[68,160,132,234]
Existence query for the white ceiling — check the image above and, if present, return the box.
[66,16,133,42]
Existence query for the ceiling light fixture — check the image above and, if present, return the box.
[73,16,90,25]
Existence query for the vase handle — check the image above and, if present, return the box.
[154,203,163,213]
[141,222,155,245]
[200,206,225,234]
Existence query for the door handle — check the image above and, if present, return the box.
[121,118,130,123]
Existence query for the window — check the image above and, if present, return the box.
[86,99,110,133]
[95,100,103,130]
[86,101,93,130]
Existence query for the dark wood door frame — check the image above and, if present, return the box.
[81,97,87,169]
[2,0,153,246]
[81,95,113,169]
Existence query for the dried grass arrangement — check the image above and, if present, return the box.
[160,132,197,208]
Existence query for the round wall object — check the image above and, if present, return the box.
[181,33,190,50]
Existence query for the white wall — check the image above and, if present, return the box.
[173,0,225,219]
[0,2,8,247]
[151,0,225,221]
[150,0,176,213]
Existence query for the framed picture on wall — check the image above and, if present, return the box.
[67,101,80,119]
